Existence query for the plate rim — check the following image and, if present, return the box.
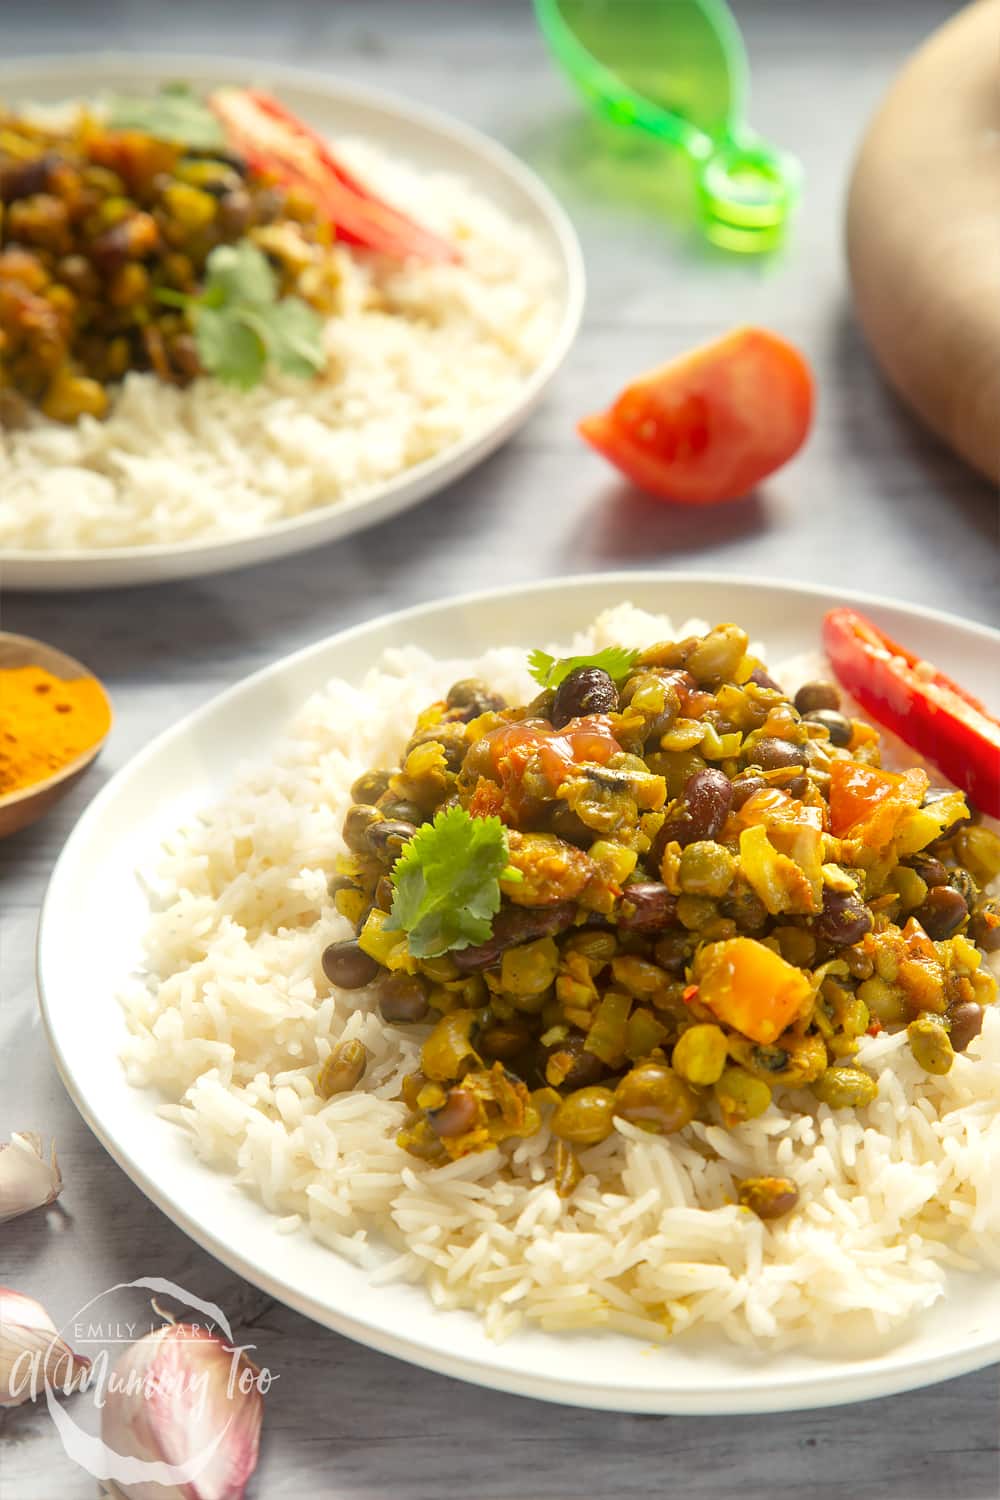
[0,51,585,584]
[36,571,1000,1412]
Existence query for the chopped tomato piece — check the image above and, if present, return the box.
[578,326,814,505]
[692,937,813,1045]
[823,608,1000,818]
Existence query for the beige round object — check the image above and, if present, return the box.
[847,0,1000,482]
[0,634,112,839]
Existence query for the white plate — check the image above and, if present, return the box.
[38,574,1000,1413]
[0,54,584,592]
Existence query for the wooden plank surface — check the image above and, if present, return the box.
[1,2,997,1495]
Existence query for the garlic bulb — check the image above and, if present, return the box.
[0,1286,90,1407]
[99,1323,264,1500]
[0,1132,62,1224]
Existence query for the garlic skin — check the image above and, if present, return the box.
[99,1324,263,1500]
[0,1286,90,1408]
[0,1132,63,1224]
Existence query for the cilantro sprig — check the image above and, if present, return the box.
[528,645,639,691]
[385,806,509,959]
[157,242,325,390]
[106,83,226,150]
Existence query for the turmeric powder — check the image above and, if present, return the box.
[0,665,111,796]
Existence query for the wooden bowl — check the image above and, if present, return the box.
[0,634,112,840]
[846,0,1000,482]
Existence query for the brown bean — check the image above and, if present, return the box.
[750,667,783,692]
[908,855,949,890]
[545,1033,607,1089]
[656,767,734,856]
[428,1088,479,1138]
[322,939,380,989]
[914,885,968,939]
[445,678,506,720]
[793,680,840,715]
[452,902,576,973]
[618,882,678,933]
[478,1020,534,1061]
[746,736,808,771]
[551,667,618,729]
[804,709,852,747]
[813,889,873,948]
[375,972,430,1024]
[317,1039,368,1098]
[1,153,58,202]
[949,1002,984,1053]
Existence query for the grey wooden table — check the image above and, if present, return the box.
[2,2,998,1495]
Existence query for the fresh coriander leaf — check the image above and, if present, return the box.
[385,805,508,959]
[194,307,267,389]
[242,298,326,379]
[203,241,277,307]
[154,242,325,389]
[527,645,639,691]
[106,83,226,150]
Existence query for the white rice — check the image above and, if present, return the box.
[120,604,1000,1348]
[0,138,560,550]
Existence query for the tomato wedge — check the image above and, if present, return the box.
[823,608,1000,818]
[210,89,459,264]
[578,326,814,505]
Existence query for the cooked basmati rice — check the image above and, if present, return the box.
[120,604,1000,1347]
[0,139,560,550]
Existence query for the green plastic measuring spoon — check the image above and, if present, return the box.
[534,0,800,250]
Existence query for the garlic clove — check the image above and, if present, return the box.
[100,1324,263,1500]
[0,1131,63,1224]
[0,1286,90,1408]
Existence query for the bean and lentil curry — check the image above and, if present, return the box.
[322,623,1000,1220]
[0,99,334,423]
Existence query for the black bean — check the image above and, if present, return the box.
[366,818,418,859]
[379,798,424,825]
[618,882,679,933]
[322,939,380,989]
[907,855,949,889]
[374,875,394,911]
[545,1033,607,1089]
[428,1088,478,1138]
[351,768,391,805]
[804,709,852,747]
[948,1002,984,1054]
[794,680,840,715]
[342,803,381,853]
[547,802,594,847]
[785,774,808,800]
[446,678,506,721]
[813,889,873,948]
[452,902,577,973]
[968,900,1000,952]
[745,736,808,772]
[551,667,618,729]
[407,722,469,770]
[730,775,767,810]
[750,667,783,692]
[375,972,430,1024]
[914,885,968,939]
